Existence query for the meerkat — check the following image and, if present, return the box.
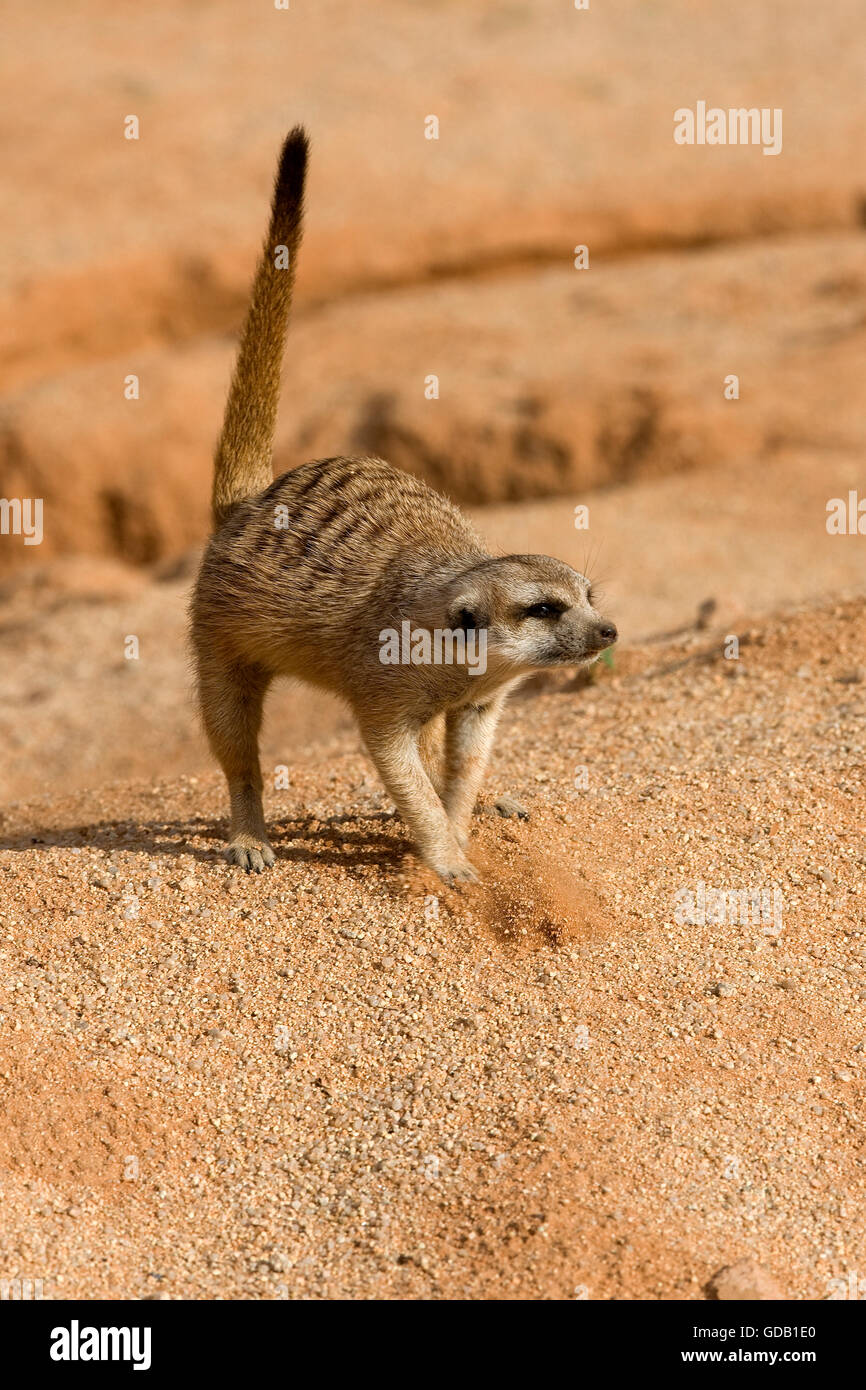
[190,128,617,883]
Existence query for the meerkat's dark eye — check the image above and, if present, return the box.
[524,601,565,621]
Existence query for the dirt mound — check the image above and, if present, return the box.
[5,233,866,572]
[464,833,608,949]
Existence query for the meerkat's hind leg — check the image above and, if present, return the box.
[441,696,505,848]
[197,656,275,871]
[357,711,477,884]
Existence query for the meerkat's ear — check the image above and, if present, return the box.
[445,587,489,633]
[414,568,490,633]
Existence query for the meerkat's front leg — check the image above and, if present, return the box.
[197,657,275,871]
[417,711,446,798]
[358,712,476,883]
[441,696,505,847]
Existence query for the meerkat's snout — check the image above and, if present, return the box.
[531,602,617,667]
[591,619,618,649]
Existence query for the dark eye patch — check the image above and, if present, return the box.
[524,601,566,620]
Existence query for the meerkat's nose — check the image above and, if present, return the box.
[595,620,617,646]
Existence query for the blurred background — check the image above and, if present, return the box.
[1,0,864,803]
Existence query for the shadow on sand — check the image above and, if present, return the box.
[0,810,407,874]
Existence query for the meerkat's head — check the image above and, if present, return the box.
[445,554,616,673]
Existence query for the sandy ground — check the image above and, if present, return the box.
[0,596,863,1300]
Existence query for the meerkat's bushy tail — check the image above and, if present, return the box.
[211,126,309,527]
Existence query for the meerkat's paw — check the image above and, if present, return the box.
[426,845,478,885]
[225,836,276,873]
